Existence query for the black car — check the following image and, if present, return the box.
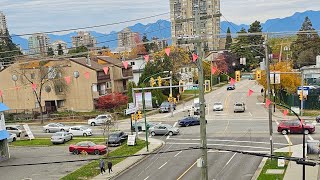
[227,85,235,90]
[159,101,176,113]
[178,117,207,127]
[316,115,320,123]
[107,131,128,146]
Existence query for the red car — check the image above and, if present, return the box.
[69,141,107,155]
[277,120,315,135]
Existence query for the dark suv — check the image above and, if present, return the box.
[107,131,128,146]
[277,120,315,135]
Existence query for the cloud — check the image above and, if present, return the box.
[1,0,319,36]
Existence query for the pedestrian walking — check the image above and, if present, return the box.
[99,159,106,174]
[108,161,113,174]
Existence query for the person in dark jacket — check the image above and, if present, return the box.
[108,161,113,174]
[99,159,105,174]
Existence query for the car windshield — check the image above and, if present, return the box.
[53,133,63,136]
[161,102,170,107]
[109,135,118,140]
[88,142,96,146]
[164,125,173,129]
[57,123,65,126]
[214,103,222,106]
[235,104,243,106]
[194,103,200,107]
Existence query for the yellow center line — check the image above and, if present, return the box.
[176,160,197,180]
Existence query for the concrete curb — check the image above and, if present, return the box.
[110,138,165,180]
[251,157,268,180]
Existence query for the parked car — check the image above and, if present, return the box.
[6,125,24,137]
[7,133,17,143]
[316,115,320,123]
[234,102,245,113]
[213,102,224,111]
[88,114,112,126]
[51,132,73,144]
[277,120,315,135]
[159,101,176,113]
[43,123,70,133]
[227,85,235,90]
[149,124,179,136]
[107,131,128,146]
[131,122,157,131]
[69,126,93,137]
[69,141,107,155]
[179,117,200,127]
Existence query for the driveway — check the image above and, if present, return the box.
[0,146,108,180]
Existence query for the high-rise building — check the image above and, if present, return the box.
[28,33,50,56]
[71,31,96,48]
[170,0,221,51]
[0,11,7,34]
[117,27,139,50]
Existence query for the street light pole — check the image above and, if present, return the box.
[264,34,274,156]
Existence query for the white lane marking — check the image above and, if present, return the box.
[158,162,168,169]
[173,122,178,127]
[225,153,237,167]
[166,135,170,140]
[249,112,253,117]
[208,150,269,153]
[166,142,270,150]
[308,134,314,140]
[143,176,149,180]
[174,151,183,157]
[167,138,289,146]
[275,119,292,145]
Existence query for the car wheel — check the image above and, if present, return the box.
[73,149,79,155]
[151,131,156,136]
[304,129,310,135]
[186,123,189,127]
[13,137,16,142]
[63,139,66,144]
[83,133,88,137]
[91,122,95,126]
[45,129,50,133]
[281,129,288,135]
[60,129,65,132]
[17,133,21,137]
[168,131,173,136]
[94,149,100,155]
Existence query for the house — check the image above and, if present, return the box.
[0,103,10,162]
[0,56,133,113]
[126,57,145,84]
[301,56,320,85]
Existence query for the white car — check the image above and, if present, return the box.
[51,132,73,144]
[69,126,93,137]
[88,114,112,126]
[7,133,17,143]
[213,102,224,111]
[43,123,70,133]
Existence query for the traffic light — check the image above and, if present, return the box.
[299,91,303,101]
[256,70,261,80]
[150,77,156,87]
[235,71,241,82]
[157,76,162,86]
[137,111,142,119]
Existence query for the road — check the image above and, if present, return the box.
[116,79,320,180]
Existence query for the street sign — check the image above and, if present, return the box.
[127,135,136,146]
[278,159,285,167]
[270,71,280,84]
[23,124,35,140]
[125,107,137,115]
[297,86,309,95]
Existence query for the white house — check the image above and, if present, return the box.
[301,55,320,85]
[0,103,10,162]
[127,57,146,85]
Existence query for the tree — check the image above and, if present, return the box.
[0,29,22,63]
[257,61,300,94]
[68,46,88,57]
[47,47,54,56]
[291,16,320,67]
[127,81,137,103]
[225,27,232,50]
[96,93,128,111]
[134,34,147,55]
[13,60,68,124]
[57,44,63,55]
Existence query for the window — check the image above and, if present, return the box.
[106,82,112,89]
[57,100,65,108]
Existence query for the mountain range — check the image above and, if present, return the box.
[11,10,320,51]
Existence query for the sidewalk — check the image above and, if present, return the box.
[92,137,164,180]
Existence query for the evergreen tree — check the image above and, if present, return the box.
[0,29,22,63]
[225,27,232,50]
[248,21,264,66]
[68,46,88,57]
[291,16,320,67]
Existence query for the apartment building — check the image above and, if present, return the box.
[72,31,97,48]
[0,57,132,112]
[51,40,68,55]
[170,0,221,51]
[117,27,139,50]
[0,11,7,34]
[28,33,50,56]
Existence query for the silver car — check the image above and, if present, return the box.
[43,123,70,133]
[6,125,24,137]
[7,133,17,143]
[234,102,245,113]
[149,124,179,136]
[51,132,73,144]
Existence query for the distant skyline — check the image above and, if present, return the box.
[1,0,320,36]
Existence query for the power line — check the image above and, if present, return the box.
[0,12,170,38]
[221,14,239,33]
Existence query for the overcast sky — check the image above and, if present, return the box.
[1,0,320,35]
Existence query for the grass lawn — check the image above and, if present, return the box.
[10,137,106,146]
[257,152,291,180]
[61,139,147,180]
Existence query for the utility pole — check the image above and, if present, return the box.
[264,34,274,156]
[300,72,304,116]
[170,72,173,117]
[195,5,208,180]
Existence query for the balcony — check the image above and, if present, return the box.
[122,68,133,79]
